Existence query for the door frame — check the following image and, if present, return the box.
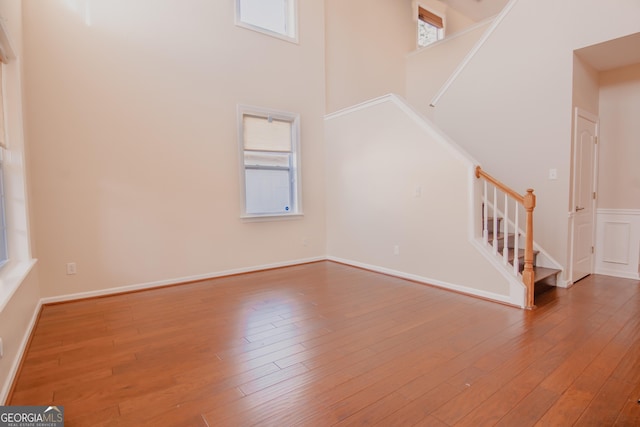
[568,107,599,284]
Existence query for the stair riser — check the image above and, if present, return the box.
[484,217,502,234]
[515,253,537,273]
[489,234,516,251]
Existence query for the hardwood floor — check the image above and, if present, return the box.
[8,261,640,426]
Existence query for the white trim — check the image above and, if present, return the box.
[324,94,395,121]
[597,208,640,216]
[430,0,520,107]
[568,107,599,284]
[237,104,302,218]
[595,209,640,280]
[240,213,304,222]
[40,257,325,305]
[0,298,41,404]
[0,18,16,61]
[594,268,639,281]
[408,16,495,57]
[0,259,37,313]
[234,0,299,44]
[327,256,519,307]
[468,238,526,308]
[325,94,479,166]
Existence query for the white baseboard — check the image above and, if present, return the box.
[594,268,640,281]
[1,299,42,404]
[327,256,516,307]
[41,256,326,305]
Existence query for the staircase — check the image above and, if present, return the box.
[476,166,562,308]
[485,216,561,298]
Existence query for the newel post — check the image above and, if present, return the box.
[523,188,536,309]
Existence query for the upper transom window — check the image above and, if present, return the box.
[236,0,298,43]
[418,6,444,47]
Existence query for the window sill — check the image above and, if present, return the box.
[241,212,304,222]
[0,258,37,312]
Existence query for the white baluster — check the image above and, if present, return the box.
[492,186,498,254]
[503,193,509,265]
[514,202,520,275]
[483,181,488,244]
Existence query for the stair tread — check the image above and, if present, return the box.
[533,266,561,282]
[487,232,516,240]
[505,248,539,261]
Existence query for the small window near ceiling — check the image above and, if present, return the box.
[236,0,298,43]
[418,6,444,47]
[238,106,301,218]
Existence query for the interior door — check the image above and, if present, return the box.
[570,109,598,283]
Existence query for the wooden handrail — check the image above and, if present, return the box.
[475,166,524,204]
[475,166,536,309]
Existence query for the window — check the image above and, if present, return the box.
[0,18,34,312]
[238,106,301,218]
[418,6,444,47]
[235,0,298,43]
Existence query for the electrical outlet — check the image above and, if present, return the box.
[548,168,557,180]
[66,262,77,275]
[393,245,400,256]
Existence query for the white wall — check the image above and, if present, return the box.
[421,0,640,275]
[407,20,491,119]
[23,0,326,298]
[598,62,640,210]
[325,0,414,113]
[594,62,640,280]
[572,55,600,116]
[325,95,520,305]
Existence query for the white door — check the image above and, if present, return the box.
[570,109,598,283]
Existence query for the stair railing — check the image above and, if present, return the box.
[475,166,536,309]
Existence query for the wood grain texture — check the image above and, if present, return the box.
[8,261,640,426]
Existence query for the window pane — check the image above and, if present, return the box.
[244,151,290,168]
[243,115,292,152]
[239,0,288,35]
[418,20,441,47]
[245,168,292,214]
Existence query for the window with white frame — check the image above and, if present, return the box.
[235,0,298,42]
[418,6,444,47]
[238,106,301,217]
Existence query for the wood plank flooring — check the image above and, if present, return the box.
[8,261,640,426]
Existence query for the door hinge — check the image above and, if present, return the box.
[592,246,595,254]
[594,136,598,144]
[593,192,597,200]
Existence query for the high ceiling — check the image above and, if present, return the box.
[441,1,640,71]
